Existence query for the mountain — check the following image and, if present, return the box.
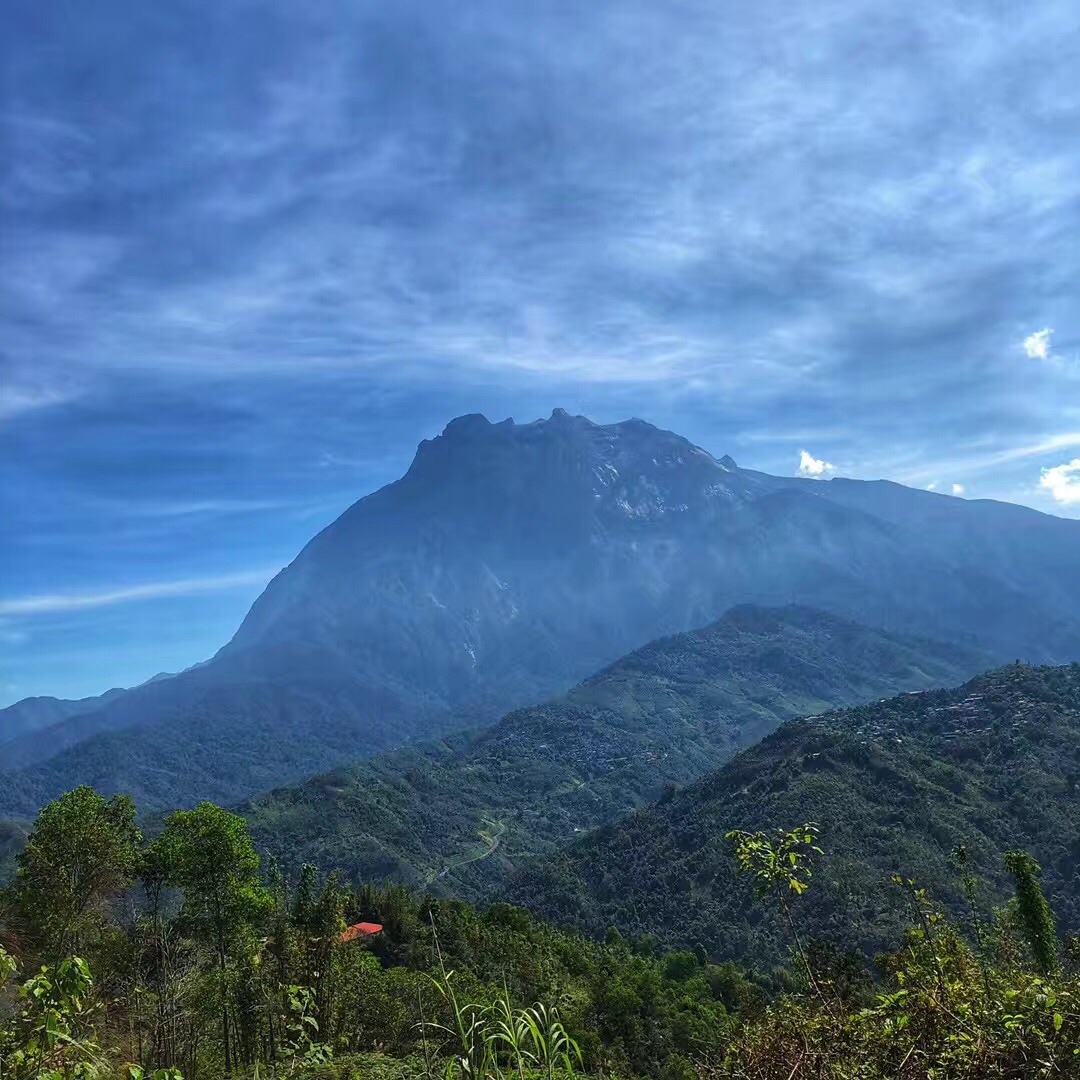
[503,663,1080,964]
[3,409,1080,815]
[240,605,987,894]
[0,689,124,750]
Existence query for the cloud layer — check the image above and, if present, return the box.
[3,0,1080,699]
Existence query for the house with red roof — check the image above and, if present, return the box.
[340,921,383,943]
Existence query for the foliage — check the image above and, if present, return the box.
[425,965,582,1080]
[5,663,1080,1077]
[725,824,821,901]
[6,785,141,958]
[1004,850,1059,976]
[151,803,275,1075]
[706,829,1080,1079]
[0,946,107,1079]
[278,984,333,1070]
[153,802,274,955]
[726,824,828,1012]
[706,932,1080,1078]
[0,789,751,1079]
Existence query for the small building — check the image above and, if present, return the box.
[340,921,383,943]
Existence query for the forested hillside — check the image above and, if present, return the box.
[504,664,1080,965]
[242,606,983,894]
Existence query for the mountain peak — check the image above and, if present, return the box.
[435,409,595,445]
[442,412,494,436]
[409,410,718,486]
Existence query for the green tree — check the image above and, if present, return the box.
[6,786,141,957]
[152,803,272,1075]
[1003,849,1058,974]
[726,823,830,1011]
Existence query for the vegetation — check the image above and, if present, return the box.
[242,606,981,898]
[4,787,1080,1078]
[504,664,1080,964]
[1004,850,1060,977]
[706,823,1080,1078]
[5,663,1080,1076]
[0,787,755,1079]
[6,786,141,956]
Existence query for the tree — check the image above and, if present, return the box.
[1003,849,1058,975]
[726,823,831,1012]
[151,803,272,1075]
[6,786,141,957]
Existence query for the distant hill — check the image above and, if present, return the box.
[503,664,1080,964]
[4,409,1080,815]
[241,605,986,894]
[0,689,124,750]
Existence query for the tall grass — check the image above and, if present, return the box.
[423,925,582,1080]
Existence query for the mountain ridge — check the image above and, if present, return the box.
[0,689,125,749]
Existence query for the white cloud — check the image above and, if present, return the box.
[798,450,835,478]
[951,483,966,496]
[926,482,937,491]
[1023,327,1054,360]
[0,568,278,617]
[1039,458,1080,504]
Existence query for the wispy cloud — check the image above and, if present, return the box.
[116,499,293,518]
[0,569,279,617]
[892,433,1080,487]
[0,356,85,421]
[952,483,966,496]
[0,383,80,422]
[5,0,1079,411]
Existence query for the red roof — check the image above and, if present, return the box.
[340,921,383,943]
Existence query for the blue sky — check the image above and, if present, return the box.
[3,0,1080,704]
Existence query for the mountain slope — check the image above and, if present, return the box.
[4,409,1080,815]
[241,605,987,895]
[503,664,1080,964]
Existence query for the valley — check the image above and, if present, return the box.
[241,603,985,896]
